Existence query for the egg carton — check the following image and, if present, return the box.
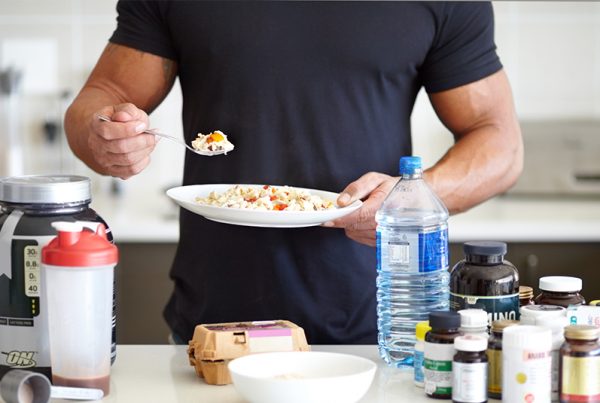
[187,320,310,385]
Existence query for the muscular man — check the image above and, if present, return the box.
[65,2,522,343]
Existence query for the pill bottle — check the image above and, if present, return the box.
[450,241,519,326]
[520,304,566,325]
[452,335,488,403]
[534,276,585,308]
[414,321,432,388]
[536,315,569,402]
[487,319,519,399]
[503,325,552,403]
[519,286,535,307]
[424,311,461,399]
[559,325,600,403]
[458,309,489,339]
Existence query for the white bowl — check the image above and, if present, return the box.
[228,351,376,403]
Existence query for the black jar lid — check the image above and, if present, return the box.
[0,175,91,204]
[463,241,507,257]
[429,311,461,330]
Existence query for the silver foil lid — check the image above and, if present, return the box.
[0,175,91,204]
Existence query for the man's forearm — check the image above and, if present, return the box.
[424,123,523,214]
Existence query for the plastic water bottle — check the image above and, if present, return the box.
[375,156,450,367]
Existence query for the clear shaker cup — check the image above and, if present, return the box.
[41,221,118,396]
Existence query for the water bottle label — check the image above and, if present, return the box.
[377,228,448,273]
[449,293,520,326]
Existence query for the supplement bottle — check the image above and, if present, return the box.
[452,335,488,403]
[414,321,431,388]
[424,311,461,399]
[503,325,552,403]
[375,156,449,367]
[487,319,519,399]
[559,325,600,403]
[537,315,569,403]
[535,276,586,308]
[450,242,519,326]
[458,309,489,339]
[519,286,535,307]
[0,175,116,380]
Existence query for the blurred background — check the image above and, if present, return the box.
[1,1,599,343]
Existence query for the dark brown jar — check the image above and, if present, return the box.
[519,285,535,307]
[450,242,519,326]
[452,335,488,403]
[424,311,461,400]
[559,325,600,403]
[487,319,519,399]
[534,276,585,308]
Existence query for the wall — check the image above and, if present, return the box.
[0,1,599,195]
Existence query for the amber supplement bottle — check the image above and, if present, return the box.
[450,242,519,324]
[535,276,586,308]
[519,286,535,307]
[486,319,519,399]
[424,311,461,399]
[559,325,600,403]
[452,335,488,403]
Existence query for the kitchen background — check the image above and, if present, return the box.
[1,1,599,343]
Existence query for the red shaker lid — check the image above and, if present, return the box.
[42,221,118,267]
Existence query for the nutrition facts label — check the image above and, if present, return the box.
[23,246,40,298]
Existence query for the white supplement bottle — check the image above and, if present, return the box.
[502,325,552,403]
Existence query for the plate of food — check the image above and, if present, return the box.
[166,184,362,228]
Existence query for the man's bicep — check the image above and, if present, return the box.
[84,43,177,113]
[428,69,518,139]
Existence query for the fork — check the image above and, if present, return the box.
[96,114,231,156]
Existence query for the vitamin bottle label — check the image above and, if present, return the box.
[561,356,600,400]
[503,349,552,403]
[450,293,519,325]
[424,342,454,396]
[414,349,425,384]
[452,361,488,403]
[487,348,502,395]
[377,228,448,273]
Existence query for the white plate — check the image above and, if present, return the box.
[166,184,362,228]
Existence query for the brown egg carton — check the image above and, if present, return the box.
[187,320,310,385]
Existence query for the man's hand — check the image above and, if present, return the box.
[323,172,398,246]
[89,103,156,179]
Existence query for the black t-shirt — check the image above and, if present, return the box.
[110,1,502,344]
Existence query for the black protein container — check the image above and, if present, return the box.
[449,241,519,326]
[0,175,116,380]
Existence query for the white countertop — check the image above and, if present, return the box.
[91,190,600,243]
[22,345,497,403]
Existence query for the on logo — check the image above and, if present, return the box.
[1,351,37,368]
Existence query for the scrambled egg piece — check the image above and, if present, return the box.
[195,185,335,211]
[191,131,234,153]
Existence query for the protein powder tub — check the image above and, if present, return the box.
[424,311,461,399]
[534,276,586,308]
[450,241,519,326]
[0,175,116,380]
[452,335,488,403]
[486,319,519,400]
[503,325,552,403]
[559,325,600,403]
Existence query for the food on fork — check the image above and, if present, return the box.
[195,185,335,211]
[191,131,234,154]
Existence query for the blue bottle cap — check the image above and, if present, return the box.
[399,156,422,175]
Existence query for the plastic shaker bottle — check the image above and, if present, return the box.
[41,221,118,396]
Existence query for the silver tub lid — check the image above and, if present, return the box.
[0,175,91,204]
